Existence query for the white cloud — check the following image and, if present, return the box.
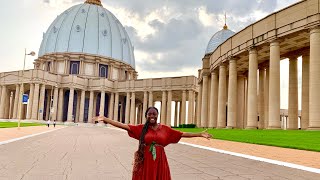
[1,0,300,78]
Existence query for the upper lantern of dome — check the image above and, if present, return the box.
[205,24,235,55]
[38,0,135,68]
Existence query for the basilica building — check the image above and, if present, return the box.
[0,0,197,126]
[1,0,319,130]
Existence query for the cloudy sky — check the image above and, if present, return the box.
[1,0,300,108]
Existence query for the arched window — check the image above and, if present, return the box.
[69,61,80,74]
[47,62,51,72]
[99,64,108,78]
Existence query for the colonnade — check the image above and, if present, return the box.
[199,27,320,130]
[0,85,198,126]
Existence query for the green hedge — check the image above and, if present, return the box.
[172,124,196,128]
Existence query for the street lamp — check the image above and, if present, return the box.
[17,49,35,129]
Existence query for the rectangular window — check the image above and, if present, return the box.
[69,61,80,75]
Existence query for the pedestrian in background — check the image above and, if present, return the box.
[47,119,50,127]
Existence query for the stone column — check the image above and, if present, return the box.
[12,85,20,119]
[52,87,59,121]
[246,48,258,129]
[201,76,209,127]
[244,77,248,128]
[130,92,136,124]
[217,65,227,128]
[309,27,320,129]
[0,86,7,118]
[18,84,25,120]
[38,84,46,120]
[268,41,281,129]
[227,59,237,128]
[136,104,141,124]
[209,72,218,128]
[119,98,124,122]
[93,94,97,117]
[109,93,114,119]
[301,54,309,129]
[27,84,35,120]
[99,90,105,116]
[113,92,119,121]
[79,90,86,122]
[9,91,13,119]
[167,90,172,126]
[125,92,131,124]
[161,91,167,124]
[0,86,2,106]
[181,90,187,124]
[187,90,194,125]
[148,91,153,107]
[75,93,81,122]
[237,76,246,128]
[4,90,10,119]
[57,88,64,122]
[264,68,269,128]
[88,91,94,123]
[46,90,51,120]
[67,88,75,122]
[18,84,24,119]
[258,68,265,129]
[288,56,298,129]
[142,91,148,123]
[196,85,202,127]
[31,84,40,120]
[174,102,179,127]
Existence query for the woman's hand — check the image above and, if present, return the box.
[97,115,106,122]
[201,129,213,140]
[93,115,130,131]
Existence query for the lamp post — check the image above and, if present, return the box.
[17,49,35,129]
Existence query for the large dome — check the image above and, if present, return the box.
[38,0,135,68]
[205,26,235,55]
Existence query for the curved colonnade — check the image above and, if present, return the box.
[199,0,320,130]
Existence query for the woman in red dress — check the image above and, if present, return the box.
[97,107,212,180]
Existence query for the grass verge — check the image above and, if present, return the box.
[175,128,320,152]
[0,122,45,128]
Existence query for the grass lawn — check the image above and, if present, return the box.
[0,122,45,128]
[175,128,320,152]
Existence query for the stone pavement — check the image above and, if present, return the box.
[0,125,64,142]
[0,126,319,180]
[180,137,320,169]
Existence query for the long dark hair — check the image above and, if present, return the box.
[133,107,159,174]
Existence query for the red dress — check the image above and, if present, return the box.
[128,124,183,180]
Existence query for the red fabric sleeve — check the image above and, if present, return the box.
[127,124,143,140]
[165,126,183,144]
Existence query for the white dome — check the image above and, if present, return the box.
[205,27,235,55]
[38,2,135,68]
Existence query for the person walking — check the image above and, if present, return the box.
[53,120,56,128]
[96,106,212,180]
[47,119,50,127]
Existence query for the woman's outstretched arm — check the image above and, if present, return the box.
[181,129,212,140]
[96,116,130,131]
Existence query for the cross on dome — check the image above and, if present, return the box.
[223,12,228,30]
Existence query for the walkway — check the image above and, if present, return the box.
[0,126,319,179]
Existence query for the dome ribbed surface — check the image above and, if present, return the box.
[205,28,235,54]
[38,3,135,68]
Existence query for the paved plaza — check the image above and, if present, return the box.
[0,126,319,180]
